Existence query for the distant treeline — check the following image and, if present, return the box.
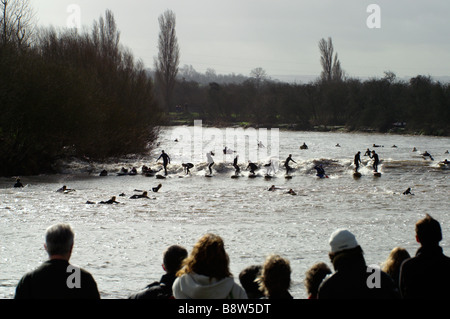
[0,10,161,176]
[169,72,450,136]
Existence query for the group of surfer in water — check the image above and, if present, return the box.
[92,143,448,181]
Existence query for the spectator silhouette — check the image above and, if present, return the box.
[399,214,450,299]
[256,254,293,299]
[318,229,400,299]
[129,245,188,299]
[172,233,247,299]
[14,224,100,299]
[381,247,410,289]
[304,262,332,299]
[239,265,264,299]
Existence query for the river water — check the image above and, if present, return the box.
[0,126,449,299]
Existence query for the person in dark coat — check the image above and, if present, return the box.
[399,214,450,299]
[318,229,400,299]
[129,245,188,299]
[14,224,100,299]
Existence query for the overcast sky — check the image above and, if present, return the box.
[32,0,450,81]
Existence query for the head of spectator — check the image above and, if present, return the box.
[239,265,264,299]
[304,262,332,299]
[415,214,442,247]
[381,247,410,287]
[44,223,74,261]
[257,254,293,299]
[177,233,231,279]
[162,245,188,274]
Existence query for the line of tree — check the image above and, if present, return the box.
[1,2,161,176]
[166,38,449,136]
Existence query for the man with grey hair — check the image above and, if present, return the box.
[15,224,100,299]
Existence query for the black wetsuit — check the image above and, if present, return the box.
[182,163,194,174]
[130,193,149,199]
[247,163,258,175]
[354,152,362,172]
[314,165,326,177]
[371,152,379,172]
[284,156,296,174]
[14,180,23,188]
[157,152,171,176]
[233,157,240,174]
[100,198,119,204]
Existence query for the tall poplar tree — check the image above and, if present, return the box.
[155,10,180,112]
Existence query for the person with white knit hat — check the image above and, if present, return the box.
[318,229,400,299]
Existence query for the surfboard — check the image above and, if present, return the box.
[205,174,213,178]
[285,175,293,179]
[353,172,362,178]
[231,175,240,179]
[248,174,258,178]
[373,172,382,177]
[264,175,273,180]
[156,174,166,179]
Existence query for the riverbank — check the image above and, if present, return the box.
[163,112,440,136]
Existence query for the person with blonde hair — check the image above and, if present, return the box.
[381,247,410,289]
[257,254,293,299]
[172,233,247,299]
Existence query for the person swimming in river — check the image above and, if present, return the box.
[286,189,297,195]
[100,196,119,204]
[247,161,259,175]
[403,188,414,195]
[152,184,162,193]
[56,185,74,193]
[369,150,380,172]
[182,163,194,175]
[130,191,149,199]
[233,155,240,175]
[157,150,171,176]
[300,142,308,150]
[284,154,296,175]
[421,151,434,161]
[354,151,362,172]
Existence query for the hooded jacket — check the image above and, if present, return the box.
[172,273,247,299]
[318,248,400,299]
